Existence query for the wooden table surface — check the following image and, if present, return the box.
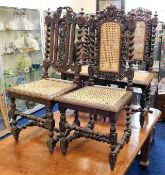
[0,108,161,175]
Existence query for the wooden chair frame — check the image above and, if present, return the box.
[130,8,153,68]
[127,8,158,127]
[61,8,158,127]
[7,7,82,153]
[57,5,136,170]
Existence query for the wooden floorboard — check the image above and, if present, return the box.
[0,108,161,175]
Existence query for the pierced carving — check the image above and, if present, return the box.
[56,20,67,68]
[44,7,82,74]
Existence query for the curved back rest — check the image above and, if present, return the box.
[99,21,121,73]
[128,8,158,71]
[88,5,136,83]
[134,20,146,61]
[43,7,85,78]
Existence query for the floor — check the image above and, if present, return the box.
[0,109,161,175]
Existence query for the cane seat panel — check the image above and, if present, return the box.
[7,79,77,100]
[122,70,153,85]
[57,86,132,112]
[80,65,89,76]
[133,71,153,85]
[66,65,88,76]
[65,66,153,85]
[99,22,121,73]
[134,21,146,60]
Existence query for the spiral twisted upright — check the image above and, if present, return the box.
[76,9,85,63]
[88,14,95,86]
[127,12,136,91]
[83,17,90,64]
[125,12,136,141]
[149,12,158,72]
[89,15,95,64]
[43,11,52,78]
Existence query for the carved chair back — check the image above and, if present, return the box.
[43,7,86,78]
[128,8,158,71]
[87,5,136,90]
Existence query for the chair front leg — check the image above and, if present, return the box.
[10,97,20,142]
[109,114,117,171]
[73,110,80,126]
[140,88,146,127]
[59,106,68,155]
[87,114,95,129]
[146,84,151,110]
[125,101,132,143]
[45,105,55,154]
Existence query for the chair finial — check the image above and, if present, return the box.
[153,11,158,27]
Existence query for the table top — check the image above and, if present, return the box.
[0,108,161,175]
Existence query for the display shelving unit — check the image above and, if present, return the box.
[0,59,10,137]
[0,6,45,124]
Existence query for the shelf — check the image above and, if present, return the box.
[2,49,41,56]
[0,6,44,133]
[0,30,40,32]
[4,67,43,78]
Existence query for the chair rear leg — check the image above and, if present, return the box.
[140,88,146,127]
[146,84,151,110]
[73,110,80,126]
[45,105,55,154]
[10,97,20,142]
[59,106,68,155]
[109,114,117,171]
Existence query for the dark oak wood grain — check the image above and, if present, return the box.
[61,8,158,128]
[7,7,83,154]
[58,6,137,170]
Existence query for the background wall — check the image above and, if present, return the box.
[0,0,164,21]
[0,0,71,10]
[69,0,96,13]
[0,0,96,13]
[125,0,165,22]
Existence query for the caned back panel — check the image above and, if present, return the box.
[99,22,121,73]
[134,21,146,60]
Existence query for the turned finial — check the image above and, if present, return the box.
[153,11,158,27]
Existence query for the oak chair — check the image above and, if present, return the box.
[61,7,158,127]
[56,5,136,170]
[7,7,83,153]
[126,8,158,127]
